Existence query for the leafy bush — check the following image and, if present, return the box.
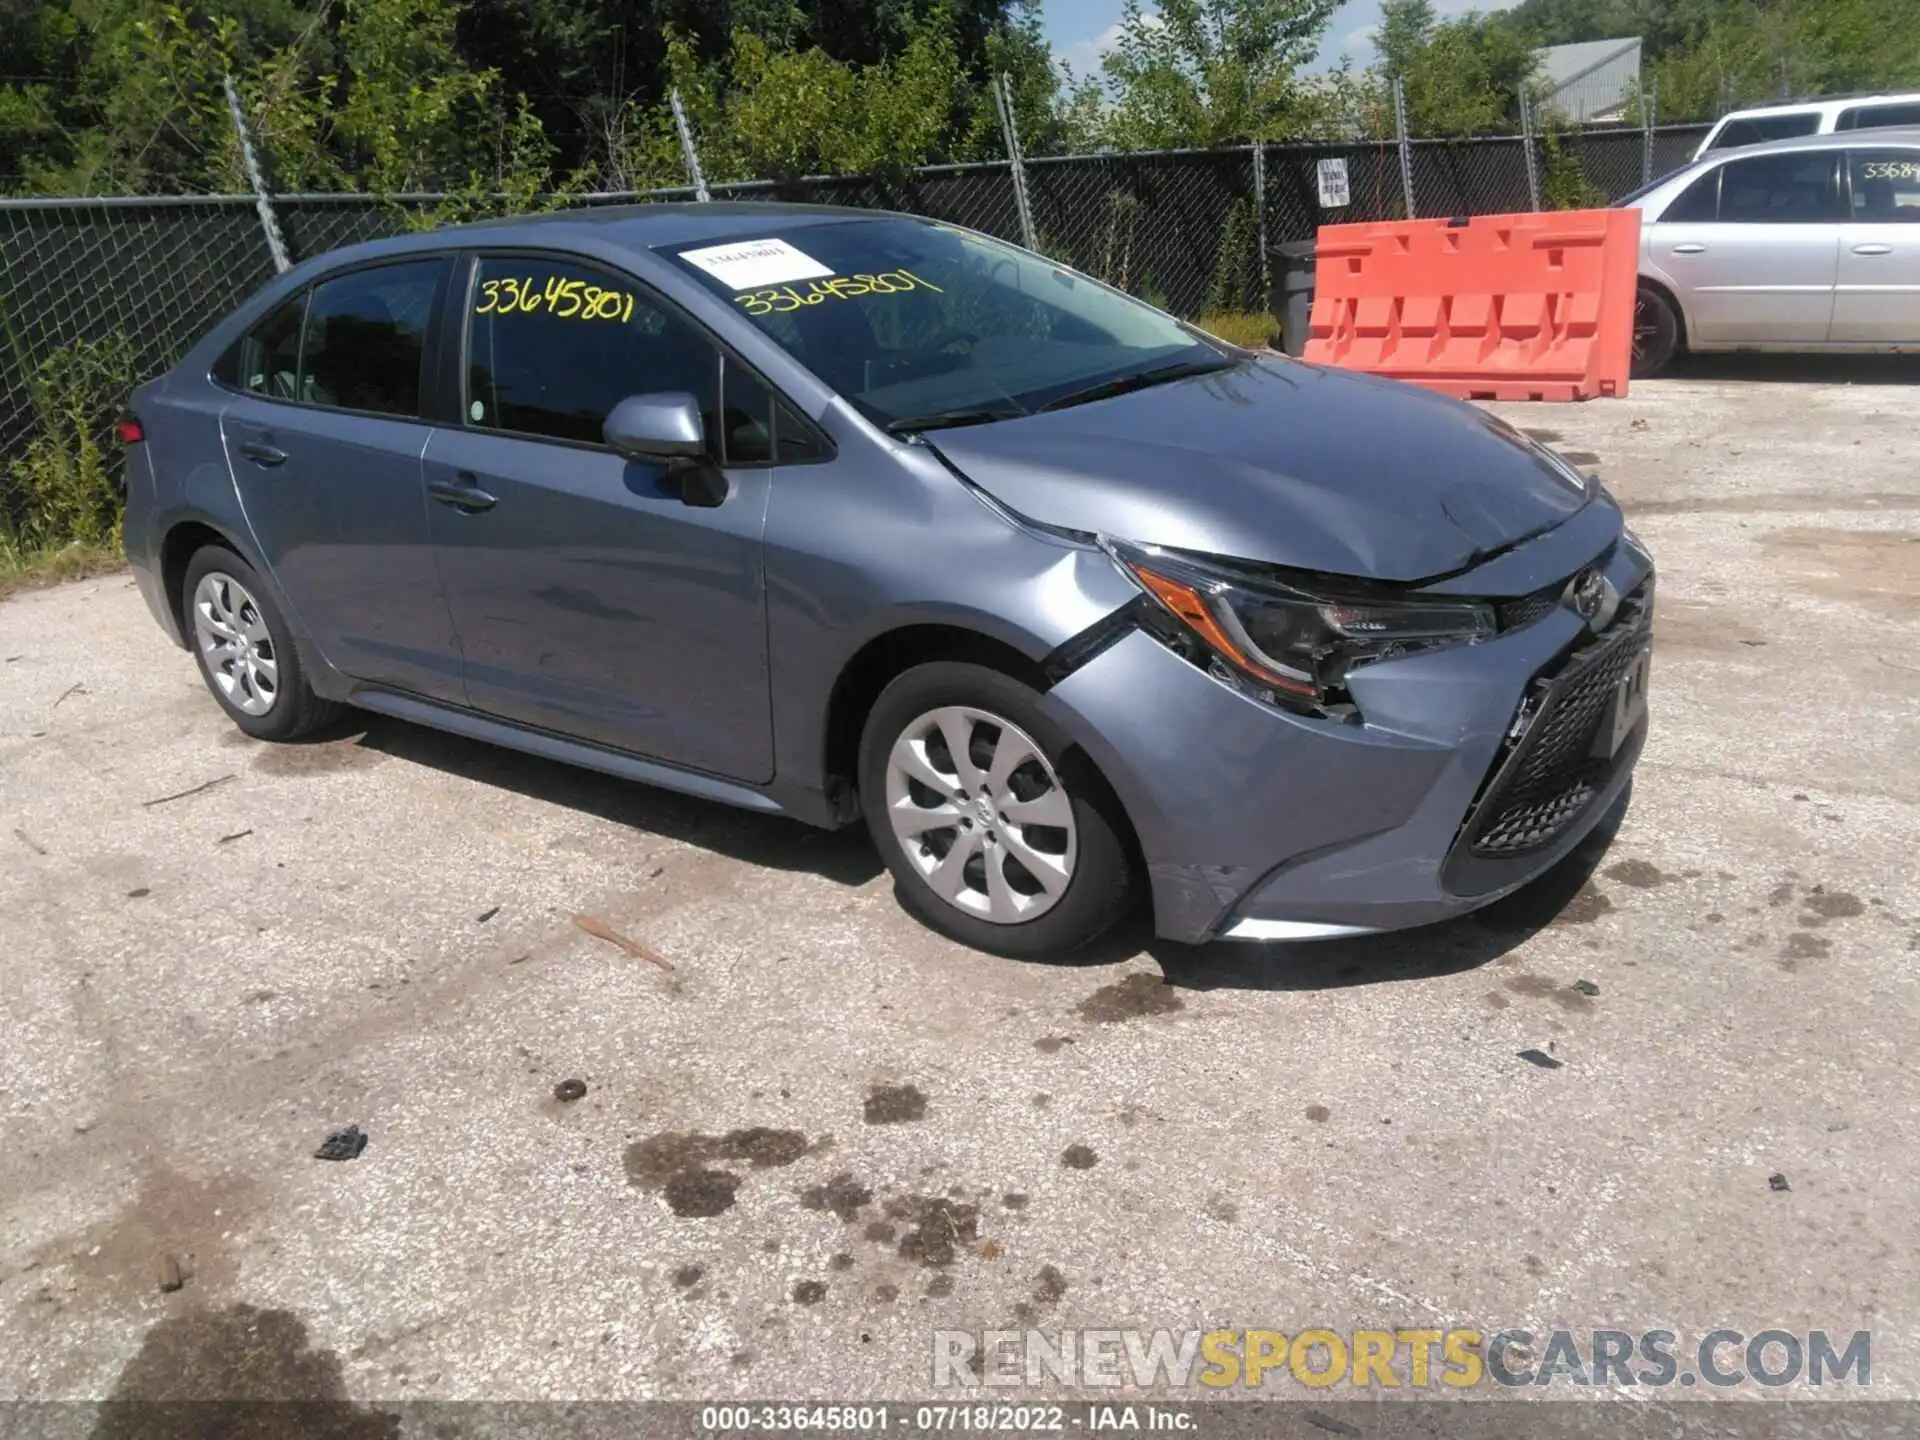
[2,333,136,553]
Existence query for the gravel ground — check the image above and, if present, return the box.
[1,362,1916,1425]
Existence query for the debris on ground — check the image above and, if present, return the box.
[156,1253,188,1293]
[52,682,85,707]
[141,773,234,809]
[477,906,500,924]
[1572,979,1600,997]
[12,828,46,856]
[314,1125,369,1162]
[553,1079,587,1103]
[216,829,252,845]
[1769,1173,1790,1192]
[573,913,673,971]
[1518,1049,1564,1070]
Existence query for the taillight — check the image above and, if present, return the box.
[115,415,144,444]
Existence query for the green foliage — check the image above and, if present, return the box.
[2,333,135,552]
[1376,0,1539,136]
[1196,310,1279,348]
[1100,0,1345,148]
[1540,124,1609,208]
[1205,197,1262,315]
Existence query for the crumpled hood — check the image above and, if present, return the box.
[927,358,1591,583]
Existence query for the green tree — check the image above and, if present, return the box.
[1100,0,1344,148]
[1377,0,1539,136]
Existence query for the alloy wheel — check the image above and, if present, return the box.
[883,705,1078,924]
[193,571,279,717]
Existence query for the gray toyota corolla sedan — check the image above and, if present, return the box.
[124,203,1654,957]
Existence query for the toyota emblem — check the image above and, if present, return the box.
[1563,568,1619,634]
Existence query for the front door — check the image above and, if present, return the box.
[219,257,465,703]
[1832,148,1920,343]
[423,253,777,783]
[1653,150,1842,345]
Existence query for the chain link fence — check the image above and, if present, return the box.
[0,123,1709,492]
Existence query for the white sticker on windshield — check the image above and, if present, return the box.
[679,237,834,292]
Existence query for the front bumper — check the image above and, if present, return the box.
[1038,526,1653,945]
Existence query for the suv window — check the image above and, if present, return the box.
[1717,152,1841,222]
[1708,113,1822,151]
[302,260,444,416]
[1837,101,1920,131]
[1849,150,1920,221]
[466,256,720,448]
[220,295,305,398]
[1660,169,1720,222]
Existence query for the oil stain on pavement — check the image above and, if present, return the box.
[1077,972,1184,1023]
[91,1304,397,1439]
[624,1128,820,1218]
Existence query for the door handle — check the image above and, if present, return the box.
[427,475,497,513]
[1670,242,1707,254]
[237,440,287,467]
[1852,243,1894,256]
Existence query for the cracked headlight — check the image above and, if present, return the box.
[1104,538,1496,717]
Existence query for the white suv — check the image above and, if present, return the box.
[1695,92,1920,158]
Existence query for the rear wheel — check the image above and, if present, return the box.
[858,662,1135,958]
[182,545,341,741]
[1631,284,1681,378]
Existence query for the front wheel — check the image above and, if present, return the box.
[1631,284,1681,378]
[857,663,1136,958]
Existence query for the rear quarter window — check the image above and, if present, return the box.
[1837,101,1920,131]
[1708,113,1822,150]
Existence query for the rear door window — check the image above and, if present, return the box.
[1848,150,1920,221]
[301,260,445,417]
[1708,112,1821,151]
[1716,152,1842,222]
[1836,101,1920,131]
[465,256,720,448]
[1660,169,1721,222]
[222,295,305,399]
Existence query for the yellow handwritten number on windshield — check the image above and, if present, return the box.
[734,270,942,317]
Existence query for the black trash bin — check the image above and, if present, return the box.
[1268,240,1317,358]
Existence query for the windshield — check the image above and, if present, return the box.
[664,218,1233,430]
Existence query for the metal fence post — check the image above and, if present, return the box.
[223,75,290,274]
[993,74,1039,252]
[1641,77,1657,187]
[1519,86,1542,212]
[669,89,711,203]
[1252,138,1269,312]
[1392,76,1416,221]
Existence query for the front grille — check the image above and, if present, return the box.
[1462,589,1650,859]
[1498,588,1560,632]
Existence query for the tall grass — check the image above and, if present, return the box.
[0,331,134,594]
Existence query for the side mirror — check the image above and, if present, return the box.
[603,392,706,461]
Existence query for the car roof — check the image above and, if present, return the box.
[1718,91,1920,118]
[1695,125,1920,158]
[293,201,898,276]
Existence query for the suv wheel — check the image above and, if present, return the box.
[858,662,1135,957]
[182,545,341,741]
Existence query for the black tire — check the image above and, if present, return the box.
[857,662,1136,958]
[180,544,342,742]
[1631,284,1681,378]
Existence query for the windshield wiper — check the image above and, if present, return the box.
[1039,357,1238,413]
[884,405,1027,435]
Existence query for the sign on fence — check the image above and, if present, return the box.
[1317,158,1351,209]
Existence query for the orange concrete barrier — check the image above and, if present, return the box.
[1303,209,1640,402]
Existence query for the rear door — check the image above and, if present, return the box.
[1832,147,1920,343]
[1650,150,1843,344]
[420,252,780,781]
[219,257,465,702]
